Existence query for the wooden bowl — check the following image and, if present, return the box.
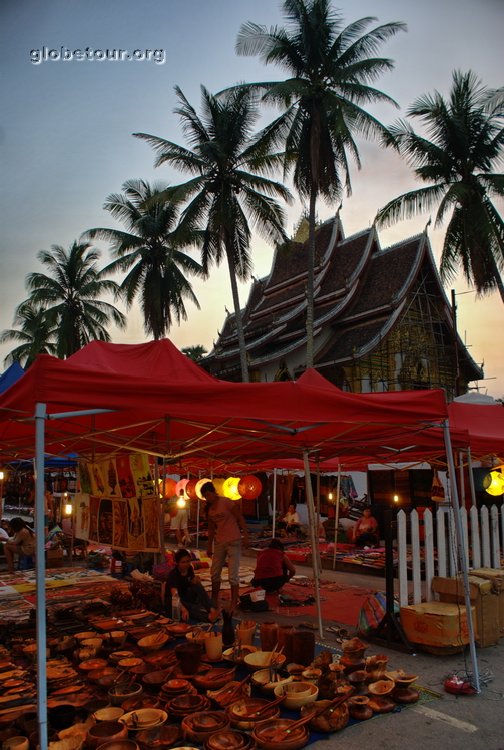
[120,709,167,730]
[118,658,144,671]
[121,696,160,713]
[181,712,229,743]
[274,681,319,710]
[108,683,143,707]
[109,651,135,665]
[87,742,137,750]
[205,729,253,750]
[87,721,128,750]
[75,631,98,642]
[300,699,350,733]
[93,707,125,722]
[142,669,173,689]
[252,718,309,750]
[105,631,128,647]
[227,698,281,730]
[243,651,287,672]
[191,667,236,692]
[79,658,108,673]
[251,669,293,694]
[166,694,211,719]
[137,633,170,653]
[367,679,395,696]
[222,646,257,664]
[88,666,120,684]
[136,723,181,749]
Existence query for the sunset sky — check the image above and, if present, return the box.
[1,0,503,396]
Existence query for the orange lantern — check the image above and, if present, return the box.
[223,476,241,501]
[238,475,263,500]
[185,479,198,500]
[162,477,177,499]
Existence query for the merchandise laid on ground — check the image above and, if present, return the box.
[0,583,438,750]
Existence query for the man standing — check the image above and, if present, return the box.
[201,481,249,612]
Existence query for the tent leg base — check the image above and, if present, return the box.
[368,612,415,654]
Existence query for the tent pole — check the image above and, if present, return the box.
[303,451,324,639]
[35,403,48,750]
[196,472,201,548]
[272,469,277,538]
[467,449,477,508]
[332,464,341,569]
[443,421,480,692]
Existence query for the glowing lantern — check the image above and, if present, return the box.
[223,476,241,501]
[185,479,198,500]
[176,478,190,498]
[161,477,177,499]
[483,470,504,497]
[195,478,212,500]
[212,478,226,496]
[176,496,187,509]
[238,475,263,500]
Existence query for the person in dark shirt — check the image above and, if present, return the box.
[166,548,219,623]
[250,538,296,592]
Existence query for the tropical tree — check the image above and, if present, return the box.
[236,0,405,367]
[85,179,204,340]
[182,344,208,362]
[134,86,292,382]
[375,70,504,301]
[24,241,126,358]
[0,301,57,368]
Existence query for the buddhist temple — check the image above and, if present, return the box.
[203,215,483,399]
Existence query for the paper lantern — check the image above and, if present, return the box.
[223,476,241,501]
[161,477,177,499]
[212,478,226,496]
[483,470,504,497]
[176,478,190,498]
[238,475,263,500]
[185,479,198,501]
[195,478,212,500]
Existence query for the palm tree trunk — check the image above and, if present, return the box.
[306,187,317,369]
[225,245,249,383]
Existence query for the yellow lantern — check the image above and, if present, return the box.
[212,478,226,496]
[223,476,241,500]
[195,478,212,500]
[484,470,504,497]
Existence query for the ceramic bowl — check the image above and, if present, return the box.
[274,681,319,710]
[251,669,293,694]
[252,718,309,750]
[243,651,287,672]
[137,632,170,653]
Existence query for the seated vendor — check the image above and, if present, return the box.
[352,508,380,548]
[4,517,36,572]
[250,538,296,593]
[166,548,219,623]
[277,504,301,537]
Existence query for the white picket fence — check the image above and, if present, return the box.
[396,504,504,607]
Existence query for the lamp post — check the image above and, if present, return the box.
[63,493,73,561]
[0,471,4,516]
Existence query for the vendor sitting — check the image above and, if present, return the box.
[277,504,302,537]
[250,538,296,593]
[4,517,36,572]
[352,508,380,548]
[166,548,220,623]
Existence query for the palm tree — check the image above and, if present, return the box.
[0,301,57,368]
[134,86,292,382]
[85,179,204,340]
[182,344,208,362]
[375,71,504,301]
[25,241,126,358]
[236,0,405,367]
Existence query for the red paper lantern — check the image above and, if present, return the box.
[185,479,198,501]
[162,477,177,498]
[238,475,263,500]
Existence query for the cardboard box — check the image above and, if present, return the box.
[471,568,504,636]
[46,548,65,568]
[400,601,475,651]
[432,575,500,647]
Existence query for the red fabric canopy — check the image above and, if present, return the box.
[0,340,450,467]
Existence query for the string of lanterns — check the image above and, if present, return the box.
[160,474,263,501]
